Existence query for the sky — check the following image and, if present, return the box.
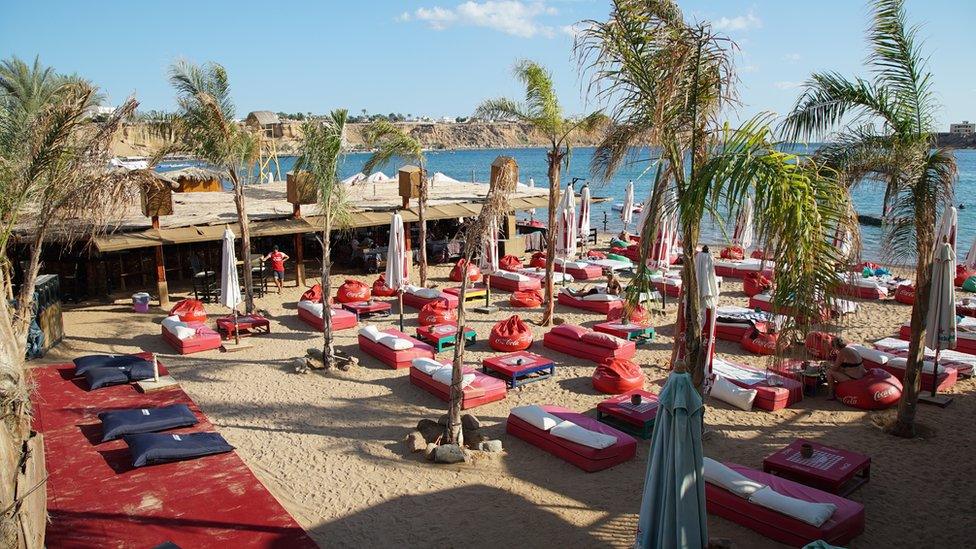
[2,0,973,128]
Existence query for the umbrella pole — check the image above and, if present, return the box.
[152,352,159,383]
[234,309,240,345]
[932,343,940,398]
[398,290,405,332]
[485,274,491,307]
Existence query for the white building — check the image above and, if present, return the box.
[949,121,975,135]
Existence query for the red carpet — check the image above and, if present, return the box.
[31,357,317,549]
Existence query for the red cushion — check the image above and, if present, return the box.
[419,298,458,326]
[499,255,523,271]
[529,252,547,269]
[805,331,837,359]
[336,279,371,304]
[489,315,533,352]
[301,284,323,303]
[581,331,626,350]
[721,246,745,260]
[592,359,644,394]
[740,330,778,356]
[587,250,607,259]
[169,299,207,323]
[894,283,915,305]
[372,274,397,297]
[450,259,481,282]
[750,249,771,260]
[606,305,650,325]
[743,273,772,298]
[551,324,588,341]
[510,289,543,308]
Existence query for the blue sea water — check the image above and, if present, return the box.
[160,146,976,262]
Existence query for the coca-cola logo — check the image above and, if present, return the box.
[874,387,897,401]
[841,395,858,405]
[492,335,531,346]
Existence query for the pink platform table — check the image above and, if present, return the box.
[444,284,488,303]
[482,351,555,389]
[216,314,270,340]
[416,322,476,353]
[342,300,392,320]
[593,321,656,344]
[762,438,871,496]
[596,390,660,439]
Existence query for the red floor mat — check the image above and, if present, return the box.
[31,362,317,549]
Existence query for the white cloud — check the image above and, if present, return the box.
[560,21,589,39]
[774,81,803,90]
[740,64,759,74]
[782,53,801,63]
[713,10,762,32]
[401,1,560,38]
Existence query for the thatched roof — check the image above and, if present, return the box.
[161,166,224,182]
[246,111,280,126]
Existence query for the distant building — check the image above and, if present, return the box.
[245,111,283,138]
[84,105,115,118]
[949,121,975,135]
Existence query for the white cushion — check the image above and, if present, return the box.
[510,405,563,431]
[411,357,443,375]
[298,300,324,318]
[560,260,589,270]
[161,315,183,330]
[415,288,441,299]
[378,335,414,350]
[752,293,772,303]
[496,271,529,282]
[358,325,383,343]
[710,375,757,411]
[582,293,619,302]
[887,356,944,374]
[549,420,617,449]
[432,367,476,389]
[703,457,766,498]
[849,345,889,365]
[748,486,836,527]
[172,325,197,340]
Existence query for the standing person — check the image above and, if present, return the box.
[263,245,289,294]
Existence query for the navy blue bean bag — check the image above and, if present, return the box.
[124,432,234,467]
[98,404,199,442]
[84,362,156,391]
[73,354,151,377]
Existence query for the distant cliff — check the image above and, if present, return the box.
[110,121,604,157]
[934,132,976,149]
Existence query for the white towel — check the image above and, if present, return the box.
[748,486,836,527]
[549,420,617,449]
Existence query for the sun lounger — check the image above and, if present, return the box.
[402,288,460,310]
[705,462,865,546]
[517,267,573,284]
[713,258,774,279]
[850,344,958,392]
[409,360,506,409]
[506,405,637,472]
[898,318,976,355]
[712,358,802,411]
[488,271,542,292]
[747,292,838,321]
[584,258,632,271]
[873,336,974,377]
[297,301,357,331]
[555,259,604,280]
[357,327,435,369]
[542,324,636,363]
[714,306,775,342]
[557,289,624,314]
[836,273,889,300]
[651,274,682,297]
[161,322,221,355]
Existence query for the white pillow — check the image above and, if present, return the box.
[161,315,183,330]
[549,420,617,449]
[411,357,444,375]
[849,345,889,365]
[172,325,197,340]
[378,335,414,350]
[417,288,441,299]
[887,356,943,374]
[432,367,476,389]
[710,375,757,411]
[298,300,324,318]
[703,457,766,498]
[496,271,529,282]
[563,261,589,270]
[510,405,563,431]
[582,293,619,302]
[748,486,836,527]
[358,325,383,342]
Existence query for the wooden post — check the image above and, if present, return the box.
[292,204,305,287]
[152,216,170,307]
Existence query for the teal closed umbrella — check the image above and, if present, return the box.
[635,372,707,549]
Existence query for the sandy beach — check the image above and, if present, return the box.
[40,259,976,548]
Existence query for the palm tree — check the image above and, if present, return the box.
[294,110,349,370]
[475,60,605,326]
[578,0,854,391]
[164,60,260,312]
[780,0,955,438]
[361,121,431,286]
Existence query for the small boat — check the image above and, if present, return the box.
[611,202,643,214]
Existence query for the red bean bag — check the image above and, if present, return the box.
[743,272,772,298]
[529,252,547,269]
[336,279,370,303]
[169,299,207,323]
[805,331,837,360]
[750,249,772,260]
[372,274,397,297]
[587,250,607,260]
[499,255,523,272]
[510,289,543,308]
[301,284,323,303]
[720,246,745,261]
[606,305,651,326]
[955,265,976,287]
[488,315,533,351]
[592,358,645,394]
[894,283,915,305]
[419,298,458,326]
[836,368,903,410]
[740,329,778,356]
[449,259,481,282]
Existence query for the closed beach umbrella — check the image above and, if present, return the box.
[936,206,957,253]
[555,183,577,262]
[694,250,719,379]
[651,211,678,270]
[635,372,708,549]
[965,235,976,269]
[621,180,635,230]
[833,224,853,259]
[579,184,591,247]
[219,228,243,343]
[528,177,536,217]
[924,241,957,397]
[386,212,409,330]
[732,197,754,250]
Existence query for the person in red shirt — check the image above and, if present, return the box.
[262,245,290,294]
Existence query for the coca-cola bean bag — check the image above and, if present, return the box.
[419,298,458,326]
[805,331,838,360]
[372,274,397,297]
[499,255,523,272]
[743,272,773,298]
[740,329,778,356]
[720,246,745,261]
[529,252,547,269]
[511,289,543,308]
[488,315,533,352]
[169,299,207,323]
[606,305,651,326]
[336,279,371,303]
[750,249,772,260]
[449,259,481,282]
[592,358,645,394]
[955,265,976,287]
[894,283,915,305]
[301,284,323,303]
[587,250,607,260]
[836,368,903,410]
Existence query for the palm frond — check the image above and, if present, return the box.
[361,120,423,174]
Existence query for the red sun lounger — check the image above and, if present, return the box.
[506,405,637,472]
[298,303,357,331]
[556,261,604,281]
[488,274,542,292]
[358,327,435,369]
[402,290,460,310]
[899,323,976,355]
[557,291,624,314]
[712,358,802,411]
[542,324,636,363]
[161,322,221,355]
[855,344,958,392]
[409,364,507,409]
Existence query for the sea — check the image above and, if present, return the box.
[159,146,976,263]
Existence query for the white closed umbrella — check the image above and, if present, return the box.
[965,235,976,270]
[732,197,754,250]
[924,241,957,399]
[479,215,500,306]
[528,177,536,220]
[555,183,578,285]
[219,228,243,344]
[694,250,719,383]
[386,212,409,331]
[621,180,635,231]
[579,184,591,250]
[936,206,957,253]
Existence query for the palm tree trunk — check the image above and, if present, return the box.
[321,223,335,369]
[12,222,48,343]
[540,147,563,326]
[229,168,255,313]
[418,162,429,286]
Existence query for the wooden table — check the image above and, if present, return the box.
[216,314,270,340]
[482,351,555,389]
[416,323,476,353]
[596,390,660,439]
[342,300,392,320]
[593,321,655,344]
[762,438,871,495]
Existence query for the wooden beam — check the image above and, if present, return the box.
[292,204,305,287]
[152,216,170,307]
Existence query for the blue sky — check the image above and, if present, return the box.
[2,0,973,128]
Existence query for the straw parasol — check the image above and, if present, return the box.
[385,212,409,331]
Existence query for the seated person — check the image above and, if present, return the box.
[567,272,623,298]
[826,337,866,399]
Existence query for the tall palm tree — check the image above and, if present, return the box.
[294,110,349,370]
[475,60,605,326]
[164,60,260,312]
[361,121,431,286]
[578,0,853,391]
[780,0,954,438]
